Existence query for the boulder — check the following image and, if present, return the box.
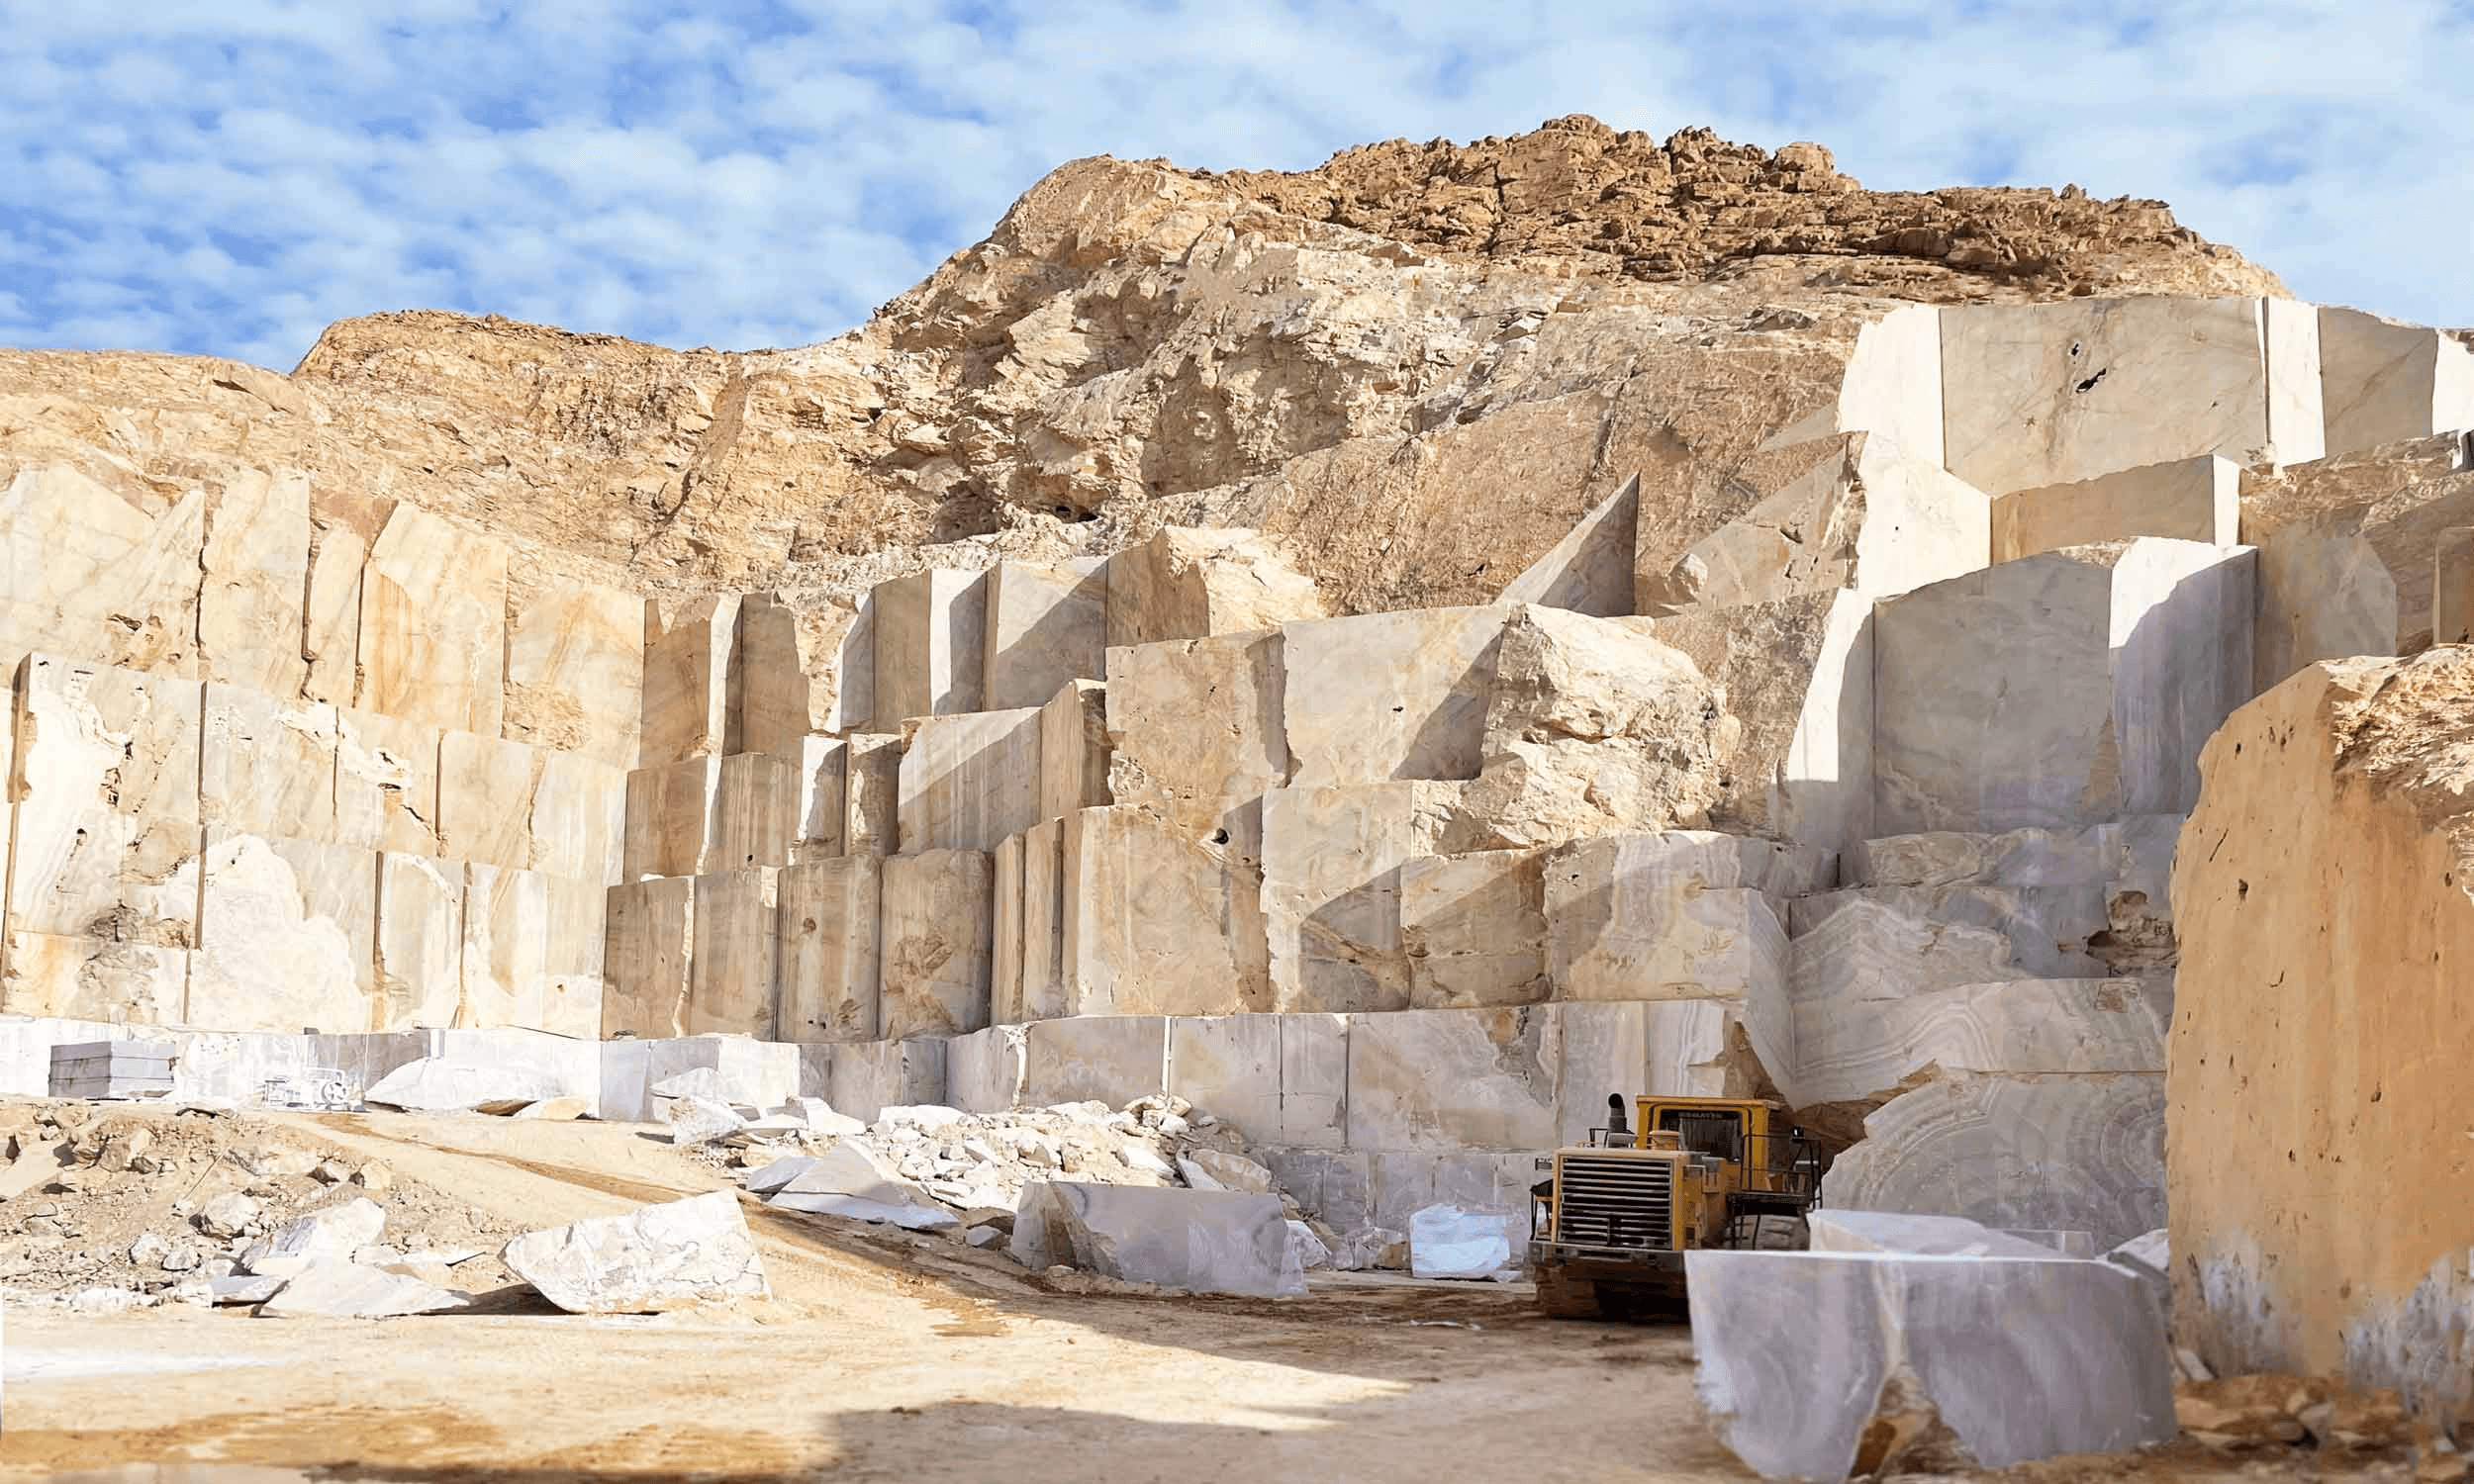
[500,1190,770,1314]
[764,1142,955,1229]
[208,1274,287,1305]
[1010,1180,1300,1297]
[256,1259,471,1319]
[1408,1203,1517,1280]
[1686,1251,2174,1480]
[365,1058,566,1114]
[195,1191,264,1240]
[1285,1219,1330,1273]
[1330,1227,1409,1272]
[1183,1149,1274,1194]
[665,1095,744,1146]
[239,1197,389,1277]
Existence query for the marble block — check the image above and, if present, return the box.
[1038,679,1113,826]
[1780,976,2166,1114]
[685,869,779,1039]
[374,852,464,1031]
[457,864,550,1030]
[437,730,539,871]
[504,579,644,767]
[1552,1000,1744,1147]
[0,464,204,677]
[0,934,189,1024]
[947,1024,1027,1114]
[1015,1182,1295,1298]
[826,1037,947,1124]
[1281,605,1506,788]
[1399,850,1547,1008]
[1166,1012,1351,1150]
[191,833,376,1034]
[991,832,1026,1025]
[355,504,508,737]
[775,857,881,1042]
[1261,782,1465,1013]
[537,875,608,1039]
[1803,1209,2071,1259]
[2250,510,2400,695]
[2436,526,2474,647]
[301,492,373,706]
[871,569,986,729]
[1105,633,1284,850]
[1344,1006,1559,1152]
[2109,539,2256,817]
[2319,305,2474,456]
[622,757,719,881]
[790,736,846,863]
[527,750,626,885]
[1941,296,2317,496]
[1821,1072,2166,1252]
[333,706,441,856]
[1104,526,1327,648]
[1061,805,1271,1016]
[1993,455,2238,563]
[897,707,1042,853]
[983,557,1107,711]
[1495,471,1637,617]
[1687,1250,2174,1479]
[879,849,993,1038]
[198,468,310,696]
[639,594,740,767]
[841,733,903,856]
[1543,836,1790,1003]
[1019,1014,1169,1106]
[738,592,860,758]
[712,751,797,871]
[603,877,693,1040]
[1019,817,1069,1021]
[199,687,337,842]
[15,653,201,821]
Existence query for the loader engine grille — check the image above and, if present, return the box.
[1554,1155,1674,1251]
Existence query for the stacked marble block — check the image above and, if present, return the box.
[0,464,638,1036]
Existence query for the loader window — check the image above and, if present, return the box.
[1659,1108,1743,1162]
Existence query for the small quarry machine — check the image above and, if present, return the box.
[1528,1093,1822,1318]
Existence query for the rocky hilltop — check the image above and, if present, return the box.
[0,118,2282,614]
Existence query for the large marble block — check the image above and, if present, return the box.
[1019,1014,1168,1106]
[622,757,719,881]
[737,592,859,758]
[437,730,539,870]
[776,857,881,1042]
[537,875,608,1039]
[1780,975,2166,1115]
[841,733,903,856]
[1019,817,1069,1020]
[825,1037,947,1124]
[1638,432,1989,615]
[639,594,740,767]
[457,864,551,1030]
[199,687,336,841]
[504,579,644,768]
[1653,590,1875,856]
[333,706,441,856]
[712,751,796,871]
[947,1024,1026,1113]
[1687,1251,2174,1480]
[983,558,1106,711]
[0,934,189,1024]
[191,833,375,1034]
[878,849,993,1038]
[1544,835,1794,1004]
[1553,1000,1746,1146]
[356,504,508,737]
[1261,781,1464,1013]
[1166,1012,1351,1149]
[603,877,693,1039]
[790,736,845,863]
[1344,1007,1559,1152]
[1104,527,1327,648]
[1399,849,1547,1008]
[1014,1182,1296,1298]
[990,832,1025,1024]
[2319,305,2474,456]
[15,653,200,822]
[2250,510,2401,694]
[1992,455,2238,563]
[685,868,779,1039]
[871,569,986,729]
[1942,296,2321,496]
[1458,605,1735,850]
[198,468,310,696]
[1105,633,1284,849]
[1822,1072,2165,1252]
[1281,605,1506,788]
[0,464,203,677]
[302,490,374,706]
[1061,805,1270,1015]
[897,706,1042,852]
[2437,525,2474,647]
[2109,539,2256,817]
[527,750,626,885]
[1788,886,2111,1013]
[374,852,464,1030]
[1038,679,1112,825]
[1496,472,1637,617]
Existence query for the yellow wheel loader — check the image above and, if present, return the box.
[1528,1093,1822,1319]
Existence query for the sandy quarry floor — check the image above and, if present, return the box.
[0,1109,2417,1484]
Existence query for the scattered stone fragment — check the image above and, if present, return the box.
[365,1059,567,1114]
[257,1260,470,1319]
[351,1163,394,1194]
[509,1096,591,1122]
[195,1192,263,1240]
[665,1096,745,1146]
[782,1097,864,1137]
[310,1159,351,1184]
[1116,1142,1174,1178]
[69,1286,153,1316]
[500,1191,770,1314]
[208,1274,286,1305]
[2175,1373,2328,1449]
[743,1157,821,1196]
[229,1147,320,1178]
[1329,1227,1409,1272]
[878,1105,967,1130]
[1408,1204,1515,1280]
[97,1128,154,1173]
[1285,1220,1331,1273]
[159,1241,203,1273]
[1183,1149,1274,1194]
[239,1197,390,1278]
[128,1233,168,1266]
[966,1225,1006,1249]
[770,1193,960,1231]
[648,1067,727,1103]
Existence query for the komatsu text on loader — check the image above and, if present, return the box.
[1528,1092,1822,1318]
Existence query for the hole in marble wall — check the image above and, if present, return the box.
[2074,368,2109,394]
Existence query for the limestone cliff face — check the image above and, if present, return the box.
[0,118,2283,612]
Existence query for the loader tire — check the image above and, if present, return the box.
[1535,1266,1602,1320]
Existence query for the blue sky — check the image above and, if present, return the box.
[4,2,2468,369]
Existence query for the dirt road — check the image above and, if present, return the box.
[0,1111,2389,1484]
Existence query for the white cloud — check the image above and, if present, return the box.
[0,0,2465,369]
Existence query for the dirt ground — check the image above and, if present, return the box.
[0,1107,2418,1484]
